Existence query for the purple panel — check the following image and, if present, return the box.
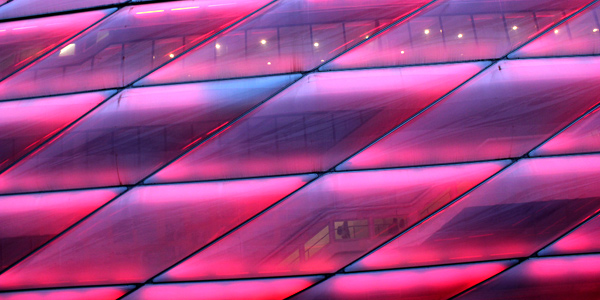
[125,277,322,300]
[148,62,486,184]
[457,255,600,300]
[137,0,434,85]
[293,261,514,300]
[0,75,297,194]
[0,91,112,173]
[511,2,600,58]
[0,175,313,289]
[323,0,591,70]
[348,155,600,272]
[532,106,600,157]
[0,285,133,300]
[539,214,600,256]
[340,57,600,171]
[0,0,272,100]
[0,0,123,20]
[0,188,123,272]
[0,10,111,80]
[156,161,506,281]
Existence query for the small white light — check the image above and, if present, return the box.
[267,62,271,65]
[59,43,76,57]
[424,29,430,35]
[554,29,559,34]
[365,35,369,39]
[321,59,325,62]
[457,33,463,38]
[401,50,405,54]
[594,28,599,33]
[260,39,267,45]
[215,43,221,49]
[313,42,319,47]
[169,53,175,58]
[512,26,518,30]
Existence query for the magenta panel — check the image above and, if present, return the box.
[148,62,486,184]
[0,285,133,300]
[125,277,321,300]
[457,255,600,300]
[0,188,123,272]
[293,261,514,300]
[0,91,112,173]
[0,175,312,289]
[0,0,123,20]
[0,10,111,80]
[532,106,600,157]
[155,161,506,281]
[511,2,600,58]
[137,0,433,85]
[0,75,296,194]
[341,57,600,171]
[323,0,591,70]
[539,213,600,256]
[0,0,272,100]
[348,155,600,272]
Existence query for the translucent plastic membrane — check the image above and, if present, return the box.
[0,0,272,100]
[125,277,322,300]
[457,255,600,300]
[0,285,133,300]
[348,155,600,272]
[0,75,296,194]
[137,0,433,85]
[340,57,600,171]
[0,91,112,173]
[532,106,600,157]
[0,175,312,289]
[148,62,486,184]
[0,0,124,20]
[0,188,123,272]
[0,10,110,80]
[155,161,506,281]
[323,0,591,70]
[293,261,514,300]
[539,212,600,256]
[511,2,600,58]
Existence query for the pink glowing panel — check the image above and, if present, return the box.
[0,175,312,289]
[0,188,123,272]
[457,255,600,300]
[156,161,506,281]
[126,277,321,300]
[348,155,600,272]
[0,285,133,300]
[340,57,600,171]
[511,3,600,58]
[0,0,272,100]
[539,214,600,256]
[293,261,514,300]
[148,63,486,183]
[0,75,296,194]
[0,10,111,80]
[0,91,111,173]
[532,106,600,157]
[323,0,590,70]
[0,0,123,20]
[138,0,433,85]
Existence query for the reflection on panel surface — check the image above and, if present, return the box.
[0,0,271,100]
[341,57,600,170]
[348,155,600,271]
[125,277,321,300]
[0,0,124,20]
[0,175,312,289]
[0,75,297,194]
[293,261,514,300]
[457,255,600,300]
[0,285,133,300]
[323,0,591,70]
[155,161,506,281]
[148,62,485,183]
[0,188,123,272]
[138,0,432,85]
[539,212,600,256]
[0,10,110,80]
[0,91,111,173]
[511,2,600,58]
